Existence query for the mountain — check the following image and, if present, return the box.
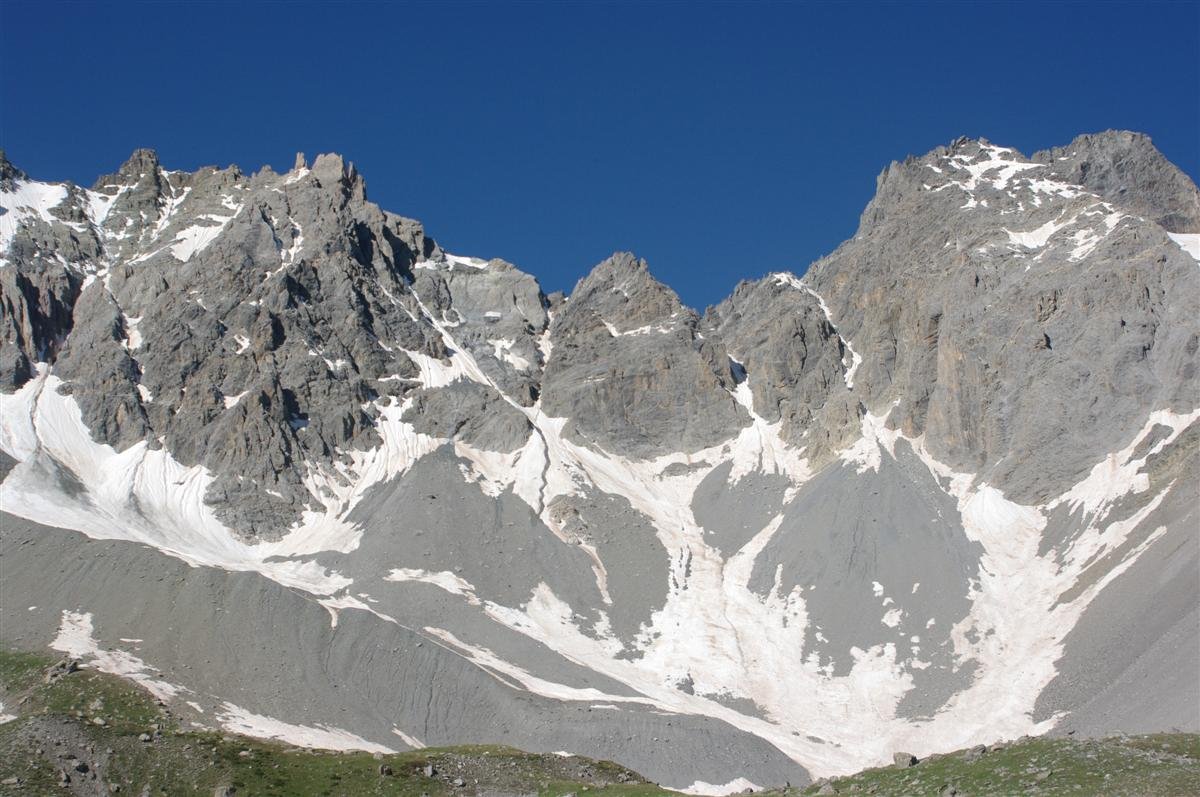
[1,131,1197,792]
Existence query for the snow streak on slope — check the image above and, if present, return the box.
[217,703,395,753]
[771,272,862,388]
[49,601,401,753]
[171,206,242,262]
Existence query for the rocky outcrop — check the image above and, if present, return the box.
[4,151,450,538]
[800,136,1199,503]
[403,381,531,452]
[540,252,748,457]
[409,255,549,405]
[1032,130,1200,233]
[0,151,103,388]
[707,274,860,456]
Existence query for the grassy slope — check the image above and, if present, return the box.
[3,648,1198,796]
[793,735,1200,796]
[0,649,670,796]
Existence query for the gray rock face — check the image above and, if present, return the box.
[4,151,457,538]
[1031,130,1200,233]
[540,252,749,457]
[6,136,1194,523]
[410,255,549,405]
[1,132,1197,788]
[403,381,531,453]
[707,274,860,455]
[0,151,103,389]
[800,136,1199,503]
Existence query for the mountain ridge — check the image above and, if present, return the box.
[1,129,1196,792]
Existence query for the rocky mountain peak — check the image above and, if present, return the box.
[116,147,161,180]
[563,251,690,333]
[1032,129,1200,232]
[0,150,26,187]
[539,250,749,457]
[589,249,649,277]
[309,152,366,202]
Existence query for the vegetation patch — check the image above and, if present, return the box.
[3,647,1198,796]
[0,648,671,796]
[796,733,1200,796]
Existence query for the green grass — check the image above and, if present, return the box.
[0,648,163,733]
[3,647,1198,796]
[0,647,674,796]
[796,734,1200,796]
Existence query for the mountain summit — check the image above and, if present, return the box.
[1,131,1197,791]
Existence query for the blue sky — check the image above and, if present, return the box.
[2,1,1197,309]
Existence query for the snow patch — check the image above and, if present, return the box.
[1006,216,1071,249]
[676,778,761,796]
[0,179,68,254]
[280,220,304,265]
[1048,408,1200,518]
[444,253,489,270]
[839,405,902,473]
[488,338,532,371]
[51,611,186,701]
[122,315,144,350]
[391,727,426,748]
[1167,232,1200,263]
[170,208,241,262]
[217,702,394,753]
[85,186,128,228]
[602,319,676,337]
[385,568,482,605]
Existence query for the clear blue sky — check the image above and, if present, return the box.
[2,1,1197,309]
